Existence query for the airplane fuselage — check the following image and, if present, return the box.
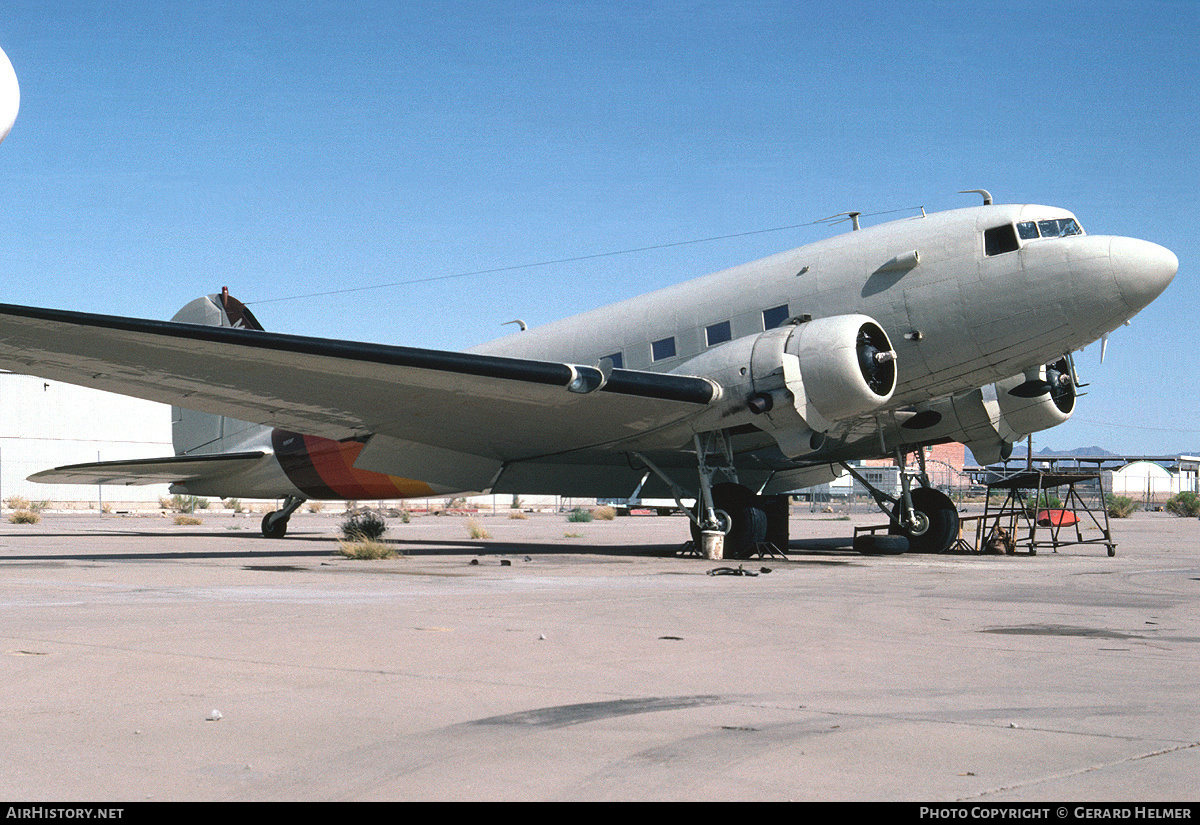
[154,202,1177,503]
[184,202,1177,504]
[475,204,1173,413]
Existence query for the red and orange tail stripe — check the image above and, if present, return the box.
[272,429,435,500]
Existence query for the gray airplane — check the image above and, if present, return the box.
[0,48,1178,555]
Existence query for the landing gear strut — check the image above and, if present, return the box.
[261,495,306,538]
[689,482,767,560]
[634,432,788,560]
[842,448,959,555]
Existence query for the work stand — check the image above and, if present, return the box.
[979,470,1116,556]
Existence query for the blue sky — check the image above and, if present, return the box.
[0,1,1196,454]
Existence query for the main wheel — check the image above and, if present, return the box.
[888,487,959,554]
[261,511,289,538]
[759,494,791,552]
[690,483,768,560]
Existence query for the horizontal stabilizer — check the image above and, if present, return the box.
[28,451,267,486]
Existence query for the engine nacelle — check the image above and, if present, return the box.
[994,358,1076,437]
[896,358,1077,464]
[676,314,897,458]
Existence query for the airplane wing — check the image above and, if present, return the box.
[28,452,268,486]
[0,303,720,466]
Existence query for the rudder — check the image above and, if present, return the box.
[170,289,270,456]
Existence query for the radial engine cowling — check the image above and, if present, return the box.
[894,358,1077,465]
[995,358,1077,435]
[747,314,897,457]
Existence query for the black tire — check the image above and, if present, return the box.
[690,483,768,560]
[261,511,288,539]
[853,533,909,555]
[888,487,959,554]
[759,494,791,551]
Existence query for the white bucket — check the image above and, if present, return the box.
[701,530,724,560]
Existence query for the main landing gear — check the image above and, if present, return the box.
[842,448,959,555]
[635,433,790,560]
[260,495,306,538]
[887,486,959,554]
[687,482,776,560]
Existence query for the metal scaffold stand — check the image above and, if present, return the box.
[979,469,1116,556]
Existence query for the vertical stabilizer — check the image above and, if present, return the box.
[170,290,270,455]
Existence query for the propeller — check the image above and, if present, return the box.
[1008,358,1076,413]
[856,326,896,396]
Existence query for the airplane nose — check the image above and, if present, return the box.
[1110,236,1178,313]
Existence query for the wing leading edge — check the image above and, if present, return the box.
[0,303,721,468]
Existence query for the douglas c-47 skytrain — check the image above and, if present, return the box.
[0,46,1178,555]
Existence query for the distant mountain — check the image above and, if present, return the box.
[967,444,1117,466]
[1034,446,1116,457]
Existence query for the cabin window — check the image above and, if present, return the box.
[651,336,676,361]
[706,320,732,347]
[602,352,623,369]
[1017,221,1039,240]
[762,304,790,330]
[984,224,1019,256]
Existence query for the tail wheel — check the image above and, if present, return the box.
[261,511,289,539]
[888,487,959,554]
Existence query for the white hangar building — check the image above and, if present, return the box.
[1104,460,1176,499]
[0,372,173,506]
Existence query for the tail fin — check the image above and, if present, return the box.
[170,289,270,455]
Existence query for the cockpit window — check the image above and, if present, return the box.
[1016,221,1039,240]
[984,224,1020,256]
[1017,218,1084,240]
[1038,218,1082,238]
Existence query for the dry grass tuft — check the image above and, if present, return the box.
[466,519,491,539]
[174,515,202,526]
[338,539,398,559]
[9,510,39,524]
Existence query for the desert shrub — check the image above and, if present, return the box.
[168,494,208,513]
[1165,491,1200,518]
[9,510,39,524]
[591,505,616,521]
[566,507,593,523]
[466,518,491,539]
[1106,494,1137,519]
[338,539,397,559]
[174,515,202,525]
[341,511,387,540]
[5,495,29,510]
[508,511,528,520]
